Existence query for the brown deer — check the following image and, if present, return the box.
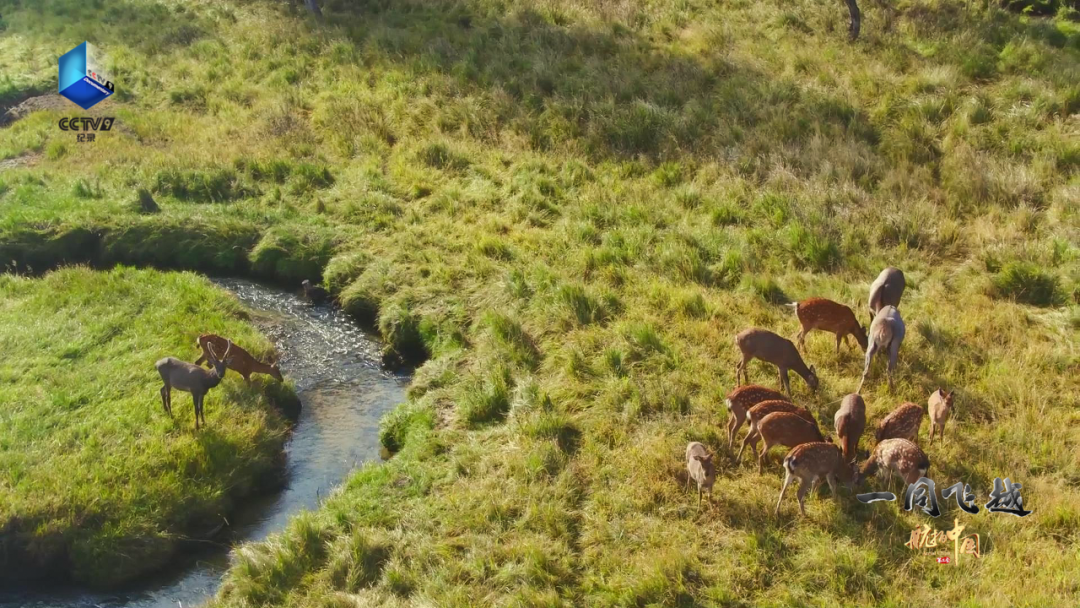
[928,389,954,446]
[735,328,819,396]
[195,334,284,383]
[724,385,789,448]
[859,438,929,487]
[785,297,868,354]
[301,279,329,304]
[875,402,923,444]
[754,411,826,474]
[156,340,233,430]
[834,393,866,464]
[775,442,858,516]
[685,442,716,507]
[737,400,818,462]
[867,267,905,324]
[858,306,905,393]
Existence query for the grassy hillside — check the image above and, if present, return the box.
[0,266,295,587]
[1,0,1079,604]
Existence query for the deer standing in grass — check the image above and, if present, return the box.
[775,442,858,516]
[785,297,867,355]
[875,402,924,444]
[858,306,905,393]
[928,389,954,446]
[867,267,905,324]
[736,400,818,462]
[195,334,284,383]
[754,411,826,474]
[685,442,716,507]
[156,340,233,430]
[834,393,866,464]
[860,438,929,488]
[735,328,819,396]
[724,385,789,449]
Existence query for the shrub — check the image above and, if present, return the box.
[460,366,512,426]
[377,301,427,363]
[990,261,1061,306]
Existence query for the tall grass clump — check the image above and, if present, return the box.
[0,267,292,587]
[990,261,1061,306]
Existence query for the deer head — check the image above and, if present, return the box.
[206,339,233,379]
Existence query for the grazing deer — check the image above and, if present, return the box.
[301,279,329,304]
[735,328,819,396]
[858,306,905,393]
[685,442,716,506]
[195,334,284,383]
[867,267,905,324]
[775,442,858,516]
[875,402,923,444]
[786,297,868,354]
[156,340,233,430]
[724,385,789,448]
[737,400,817,462]
[928,389,954,446]
[754,411,826,474]
[859,438,929,487]
[834,393,866,464]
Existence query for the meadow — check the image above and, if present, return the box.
[1,0,1079,604]
[0,267,296,587]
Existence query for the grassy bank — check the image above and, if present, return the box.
[1,0,1079,604]
[0,266,295,588]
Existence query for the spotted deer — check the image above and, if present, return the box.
[928,389,954,445]
[685,442,716,506]
[195,334,284,383]
[785,297,868,354]
[875,402,924,444]
[858,306,905,393]
[735,328,819,396]
[156,340,233,430]
[724,385,789,448]
[775,442,858,516]
[754,411,826,474]
[834,393,866,464]
[736,400,818,462]
[859,438,929,487]
[867,267,905,324]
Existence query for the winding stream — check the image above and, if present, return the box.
[1,278,408,608]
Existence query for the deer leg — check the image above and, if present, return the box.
[826,473,839,499]
[845,0,861,40]
[796,480,810,515]
[159,385,167,415]
[775,469,796,516]
[758,441,771,474]
[780,368,792,396]
[886,338,900,392]
[928,422,935,446]
[193,394,200,430]
[194,354,206,367]
[737,428,759,462]
[858,342,878,394]
[796,328,807,350]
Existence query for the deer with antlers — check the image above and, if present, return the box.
[195,334,283,383]
[156,339,233,430]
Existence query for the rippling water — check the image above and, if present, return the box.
[1,278,408,608]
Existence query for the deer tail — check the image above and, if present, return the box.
[783,302,799,311]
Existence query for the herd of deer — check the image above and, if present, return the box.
[687,267,958,517]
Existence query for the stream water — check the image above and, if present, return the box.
[0,278,408,608]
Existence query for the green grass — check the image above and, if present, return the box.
[1,0,1079,604]
[0,266,294,588]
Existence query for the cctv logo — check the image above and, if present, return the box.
[59,42,115,109]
